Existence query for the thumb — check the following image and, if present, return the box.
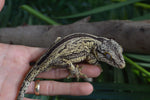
[0,0,5,11]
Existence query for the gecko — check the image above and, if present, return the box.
[17,33,125,100]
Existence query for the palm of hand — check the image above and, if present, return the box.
[0,44,36,100]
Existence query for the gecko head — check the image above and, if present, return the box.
[95,38,125,69]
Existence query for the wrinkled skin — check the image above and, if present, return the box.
[0,43,101,100]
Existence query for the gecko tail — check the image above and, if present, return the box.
[17,67,40,100]
[17,52,52,100]
[17,80,30,100]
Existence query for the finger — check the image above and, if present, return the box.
[27,81,93,96]
[0,0,5,11]
[37,64,102,79]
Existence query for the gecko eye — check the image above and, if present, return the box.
[104,52,112,60]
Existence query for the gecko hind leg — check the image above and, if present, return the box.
[63,59,88,81]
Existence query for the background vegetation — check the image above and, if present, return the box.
[1,0,150,100]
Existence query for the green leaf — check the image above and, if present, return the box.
[135,2,150,9]
[93,83,150,91]
[40,96,50,100]
[20,5,60,25]
[132,13,150,21]
[25,94,50,99]
[56,0,143,19]
[136,62,150,68]
[114,68,124,83]
[125,65,139,84]
[123,55,150,77]
[125,53,150,62]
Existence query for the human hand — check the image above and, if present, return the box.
[0,0,5,11]
[0,43,102,100]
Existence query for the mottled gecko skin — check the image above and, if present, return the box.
[17,33,125,100]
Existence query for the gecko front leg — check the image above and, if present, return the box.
[54,37,61,43]
[63,59,88,81]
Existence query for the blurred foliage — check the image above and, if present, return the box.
[1,0,150,26]
[0,0,150,100]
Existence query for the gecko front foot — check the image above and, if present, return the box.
[63,59,88,81]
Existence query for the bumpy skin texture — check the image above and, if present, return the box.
[17,33,125,100]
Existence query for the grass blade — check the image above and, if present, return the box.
[124,55,150,77]
[135,2,150,9]
[20,5,60,25]
[132,13,150,21]
[136,62,150,68]
[114,68,124,83]
[56,0,143,19]
[125,53,150,62]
